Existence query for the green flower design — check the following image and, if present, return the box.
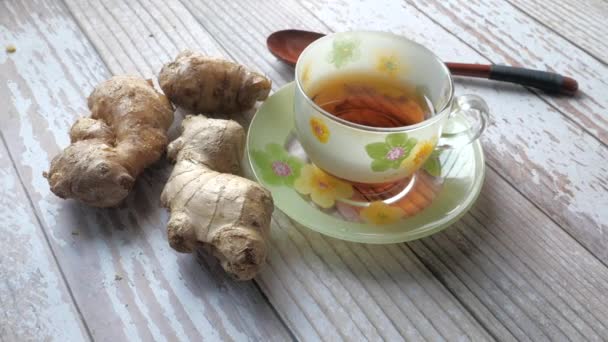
[365,133,417,172]
[251,143,303,186]
[422,150,442,177]
[328,37,360,68]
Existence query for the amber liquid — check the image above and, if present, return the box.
[310,73,433,128]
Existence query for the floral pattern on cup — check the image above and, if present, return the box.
[360,201,406,225]
[376,54,400,77]
[401,140,436,175]
[310,117,330,143]
[365,133,417,172]
[328,37,360,68]
[251,143,303,187]
[294,164,354,208]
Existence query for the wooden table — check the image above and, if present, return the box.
[2,0,607,340]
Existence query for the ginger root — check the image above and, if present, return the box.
[158,50,272,114]
[160,116,273,280]
[44,76,174,207]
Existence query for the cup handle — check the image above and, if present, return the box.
[437,94,489,149]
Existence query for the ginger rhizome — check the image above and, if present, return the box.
[160,116,273,280]
[44,76,174,207]
[158,50,272,114]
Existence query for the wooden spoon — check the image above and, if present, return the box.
[267,29,578,95]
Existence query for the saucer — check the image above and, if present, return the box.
[245,82,485,244]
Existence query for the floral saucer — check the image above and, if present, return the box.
[244,82,485,244]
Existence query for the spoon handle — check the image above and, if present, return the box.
[446,63,578,95]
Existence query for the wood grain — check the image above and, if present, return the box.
[405,0,608,145]
[62,0,227,78]
[404,0,608,263]
[0,138,90,342]
[0,0,291,341]
[410,167,608,341]
[4,0,608,340]
[506,0,608,63]
[264,211,496,341]
[300,0,608,272]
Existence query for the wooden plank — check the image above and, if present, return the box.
[404,0,608,145]
[0,138,90,342]
[63,0,497,340]
[406,0,608,261]
[505,0,608,63]
[266,168,608,341]
[263,212,496,341]
[0,0,292,341]
[411,167,608,341]
[61,0,227,78]
[299,0,608,273]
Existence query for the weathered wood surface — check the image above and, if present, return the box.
[407,0,608,256]
[409,167,608,341]
[506,0,608,63]
[2,0,608,341]
[0,0,292,341]
[63,0,608,340]
[0,139,90,341]
[407,0,608,144]
[12,0,494,340]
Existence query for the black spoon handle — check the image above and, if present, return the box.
[446,63,578,95]
[489,65,578,95]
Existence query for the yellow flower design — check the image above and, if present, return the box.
[310,117,330,143]
[376,54,400,77]
[413,141,435,165]
[360,201,405,225]
[294,164,353,208]
[401,140,436,174]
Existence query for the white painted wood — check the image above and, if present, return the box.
[408,0,608,262]
[0,0,292,341]
[4,0,608,340]
[409,164,608,341]
[404,0,608,145]
[506,0,608,63]
[299,0,608,271]
[0,140,90,342]
[63,0,226,78]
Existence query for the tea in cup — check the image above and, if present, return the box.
[294,31,488,189]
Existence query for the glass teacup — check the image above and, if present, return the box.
[294,31,488,194]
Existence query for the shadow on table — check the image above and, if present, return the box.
[50,160,287,337]
[454,76,530,95]
[454,76,582,100]
[264,174,498,293]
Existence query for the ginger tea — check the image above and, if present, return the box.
[309,73,433,128]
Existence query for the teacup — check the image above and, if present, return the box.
[294,31,489,184]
